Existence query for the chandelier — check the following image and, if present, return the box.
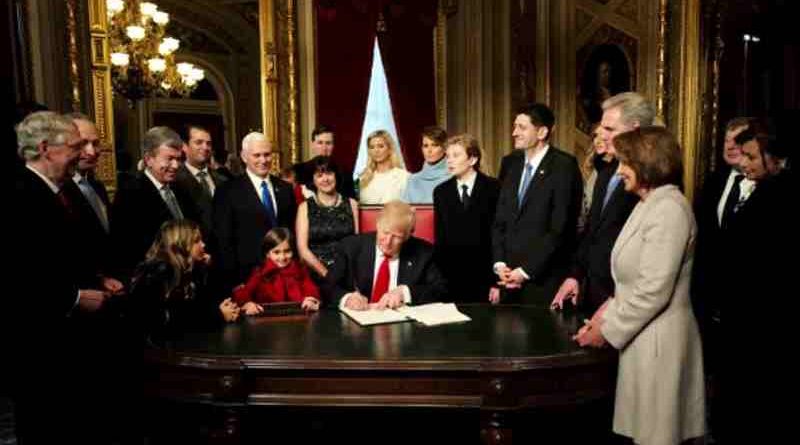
[106,0,205,103]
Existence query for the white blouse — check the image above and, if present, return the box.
[359,167,410,204]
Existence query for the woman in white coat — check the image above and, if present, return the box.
[575,126,705,445]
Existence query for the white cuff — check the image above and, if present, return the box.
[493,262,507,275]
[514,267,530,281]
[400,285,411,304]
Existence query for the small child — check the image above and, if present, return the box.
[233,227,321,315]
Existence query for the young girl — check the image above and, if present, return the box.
[233,227,321,315]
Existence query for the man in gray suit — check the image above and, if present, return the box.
[175,124,228,232]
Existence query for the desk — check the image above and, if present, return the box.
[144,304,616,444]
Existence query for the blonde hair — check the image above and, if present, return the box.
[144,219,203,296]
[360,130,403,188]
[376,200,415,236]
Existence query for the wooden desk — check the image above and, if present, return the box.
[144,304,616,444]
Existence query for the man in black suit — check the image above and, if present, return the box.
[67,113,124,294]
[325,200,447,309]
[9,111,110,443]
[433,134,500,302]
[293,125,356,199]
[492,103,583,304]
[213,132,297,290]
[551,92,655,312]
[111,126,198,278]
[175,124,228,233]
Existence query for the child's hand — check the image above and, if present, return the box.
[242,301,264,316]
[302,297,320,312]
[219,298,240,322]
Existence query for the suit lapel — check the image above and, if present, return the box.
[359,234,377,296]
[243,176,271,219]
[518,149,554,213]
[611,197,646,261]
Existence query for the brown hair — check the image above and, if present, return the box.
[613,126,683,189]
[144,219,203,296]
[445,133,482,171]
[261,227,293,259]
[421,126,447,147]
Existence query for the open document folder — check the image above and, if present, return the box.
[341,303,471,327]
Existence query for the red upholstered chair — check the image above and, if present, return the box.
[358,204,435,244]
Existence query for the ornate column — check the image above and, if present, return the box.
[259,0,279,170]
[87,0,117,193]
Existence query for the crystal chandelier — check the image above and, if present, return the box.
[106,0,205,103]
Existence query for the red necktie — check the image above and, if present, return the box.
[371,256,391,303]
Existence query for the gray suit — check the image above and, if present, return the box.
[174,163,228,233]
[602,185,705,445]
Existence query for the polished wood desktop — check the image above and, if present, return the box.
[144,304,617,444]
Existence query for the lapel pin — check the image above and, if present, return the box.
[407,261,413,267]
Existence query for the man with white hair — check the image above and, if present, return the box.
[9,111,110,443]
[324,200,447,309]
[213,132,296,290]
[551,92,655,312]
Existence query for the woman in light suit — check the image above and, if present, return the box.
[575,127,705,445]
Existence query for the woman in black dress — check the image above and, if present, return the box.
[296,156,359,280]
[433,134,501,303]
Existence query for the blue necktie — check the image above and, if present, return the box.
[602,174,621,210]
[260,180,277,226]
[518,163,534,207]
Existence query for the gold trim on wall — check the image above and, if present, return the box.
[435,2,447,129]
[66,0,81,111]
[675,0,701,202]
[87,0,117,194]
[656,0,668,119]
[286,0,299,165]
[259,0,279,170]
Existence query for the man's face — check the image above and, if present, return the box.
[377,224,408,258]
[45,127,82,183]
[312,132,334,157]
[183,128,212,168]
[512,114,545,150]
[739,140,771,181]
[145,145,181,184]
[598,107,636,156]
[446,143,476,178]
[74,119,101,173]
[723,126,747,168]
[242,139,273,178]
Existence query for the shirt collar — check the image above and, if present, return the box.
[456,170,477,188]
[525,144,549,167]
[26,164,60,193]
[246,168,271,190]
[144,169,167,190]
[184,162,208,177]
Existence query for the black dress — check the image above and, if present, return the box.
[307,195,356,269]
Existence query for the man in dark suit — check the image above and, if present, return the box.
[67,113,124,294]
[293,125,356,199]
[551,92,655,312]
[492,103,583,304]
[213,132,297,290]
[174,124,228,233]
[433,134,500,302]
[325,200,447,309]
[111,126,198,278]
[9,111,110,443]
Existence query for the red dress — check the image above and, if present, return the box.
[233,258,319,305]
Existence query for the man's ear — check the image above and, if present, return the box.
[537,126,550,141]
[37,140,49,156]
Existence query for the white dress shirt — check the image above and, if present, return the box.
[245,169,279,218]
[338,244,412,308]
[184,162,216,196]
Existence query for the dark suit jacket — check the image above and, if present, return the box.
[110,172,199,279]
[212,174,296,289]
[492,146,583,303]
[571,158,639,310]
[433,172,500,302]
[323,233,447,306]
[174,163,228,234]
[60,176,112,287]
[293,159,356,199]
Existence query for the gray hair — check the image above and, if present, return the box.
[142,126,183,157]
[241,131,268,154]
[15,111,76,161]
[602,92,656,128]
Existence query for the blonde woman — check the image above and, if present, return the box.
[129,219,239,340]
[358,130,410,204]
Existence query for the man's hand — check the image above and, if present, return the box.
[78,289,108,312]
[550,277,580,310]
[573,318,607,348]
[343,292,369,311]
[242,301,263,316]
[488,287,501,305]
[302,297,320,312]
[101,276,124,295]
[506,269,527,286]
[219,298,240,322]
[374,288,405,310]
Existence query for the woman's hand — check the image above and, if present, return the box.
[573,301,610,348]
[488,287,501,305]
[219,298,240,322]
[242,301,264,316]
[302,297,320,312]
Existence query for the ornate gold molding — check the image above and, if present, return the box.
[675,0,701,201]
[260,0,280,170]
[656,0,668,119]
[435,2,447,129]
[88,0,117,193]
[66,0,81,111]
[286,0,298,165]
[709,4,724,173]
